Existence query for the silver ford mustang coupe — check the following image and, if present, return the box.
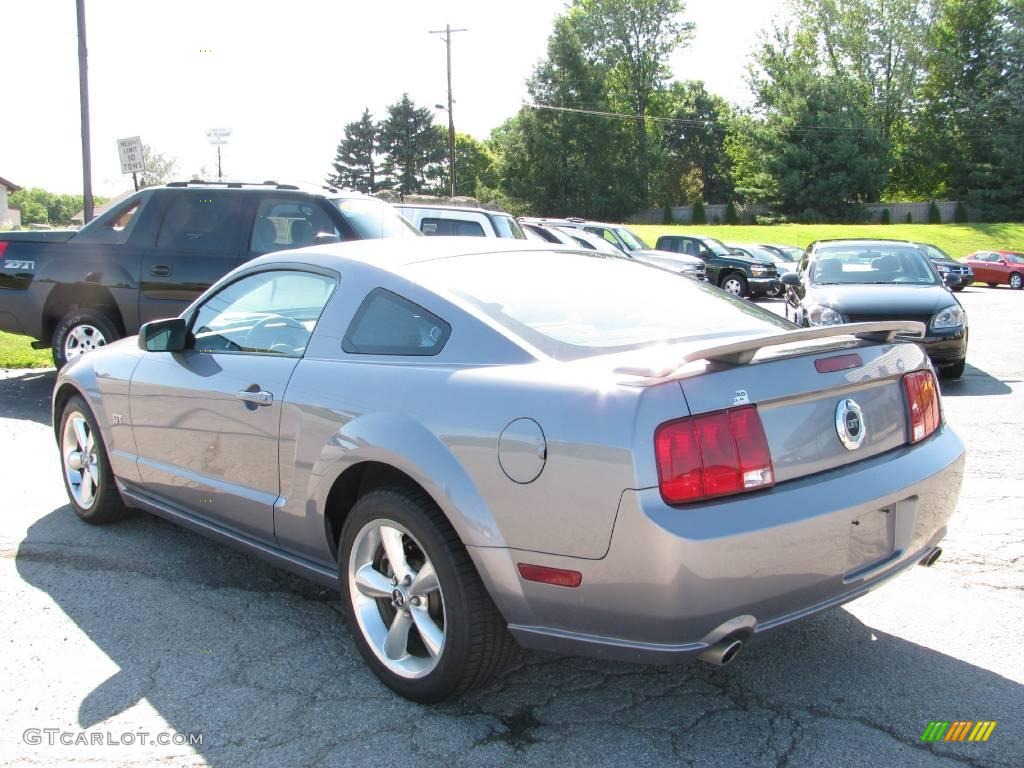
[53,238,965,702]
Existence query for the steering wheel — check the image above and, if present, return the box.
[244,314,308,354]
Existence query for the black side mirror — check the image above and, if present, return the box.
[781,272,801,287]
[138,317,188,352]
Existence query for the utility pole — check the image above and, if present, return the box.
[76,0,93,223]
[429,23,467,198]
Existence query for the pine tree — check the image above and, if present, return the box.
[692,199,707,224]
[377,94,446,197]
[327,109,379,194]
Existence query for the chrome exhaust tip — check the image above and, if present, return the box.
[698,637,744,667]
[919,547,943,567]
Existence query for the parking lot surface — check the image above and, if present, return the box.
[1,288,1021,768]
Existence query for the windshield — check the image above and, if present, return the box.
[730,244,778,262]
[331,197,420,239]
[408,250,792,361]
[493,214,526,239]
[920,243,951,261]
[704,237,733,257]
[811,244,940,286]
[614,227,649,251]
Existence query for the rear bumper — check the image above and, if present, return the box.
[472,425,965,664]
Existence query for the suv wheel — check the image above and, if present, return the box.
[338,487,516,702]
[52,309,120,369]
[721,273,748,297]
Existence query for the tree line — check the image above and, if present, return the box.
[332,0,1023,223]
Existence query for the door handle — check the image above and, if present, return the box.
[151,264,172,277]
[236,389,273,406]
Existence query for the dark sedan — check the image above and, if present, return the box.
[783,240,968,378]
[914,242,973,292]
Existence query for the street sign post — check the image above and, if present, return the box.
[117,136,145,191]
[206,128,231,179]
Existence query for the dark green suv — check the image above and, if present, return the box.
[655,234,780,298]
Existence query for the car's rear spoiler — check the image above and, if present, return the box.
[616,321,926,377]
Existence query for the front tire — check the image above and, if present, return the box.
[721,272,749,298]
[338,487,516,702]
[59,395,128,524]
[940,359,966,380]
[1010,273,1023,290]
[52,309,120,369]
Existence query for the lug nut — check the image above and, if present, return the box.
[410,596,422,607]
[401,575,412,587]
[391,577,398,586]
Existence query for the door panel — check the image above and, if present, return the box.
[130,351,298,542]
[139,191,249,323]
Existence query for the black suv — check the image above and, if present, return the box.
[654,234,780,298]
[0,180,418,366]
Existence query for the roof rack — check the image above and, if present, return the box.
[165,179,300,190]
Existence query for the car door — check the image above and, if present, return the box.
[139,191,250,324]
[682,238,720,284]
[970,253,994,283]
[129,267,339,542]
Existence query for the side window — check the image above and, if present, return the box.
[420,217,486,237]
[250,197,341,254]
[343,288,451,356]
[77,199,143,244]
[190,270,337,356]
[680,238,698,256]
[659,238,680,253]
[157,194,244,252]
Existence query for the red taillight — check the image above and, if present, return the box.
[517,563,583,588]
[903,370,940,443]
[0,241,8,259]
[814,353,863,373]
[654,405,775,505]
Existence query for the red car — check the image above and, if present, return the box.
[965,250,1024,289]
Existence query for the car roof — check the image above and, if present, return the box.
[160,179,365,197]
[393,204,510,216]
[244,237,572,277]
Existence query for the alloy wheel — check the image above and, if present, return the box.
[64,324,108,361]
[1011,274,1022,289]
[347,519,446,679]
[62,411,99,510]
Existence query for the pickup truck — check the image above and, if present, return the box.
[0,180,418,367]
[654,234,780,298]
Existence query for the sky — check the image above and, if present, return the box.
[0,0,786,196]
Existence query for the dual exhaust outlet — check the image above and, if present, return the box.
[699,548,944,667]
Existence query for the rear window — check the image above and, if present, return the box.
[421,218,486,237]
[408,251,793,361]
[492,215,526,239]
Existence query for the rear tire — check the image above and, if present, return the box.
[338,487,516,702]
[721,272,749,298]
[939,359,966,380]
[52,309,120,370]
[58,395,129,524]
[1010,273,1023,290]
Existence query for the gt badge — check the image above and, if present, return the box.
[835,398,865,450]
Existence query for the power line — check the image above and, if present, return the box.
[523,102,1024,140]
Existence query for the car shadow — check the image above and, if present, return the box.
[15,504,1023,765]
[940,362,1015,397]
[0,368,56,426]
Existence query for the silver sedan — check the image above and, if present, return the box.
[53,238,965,702]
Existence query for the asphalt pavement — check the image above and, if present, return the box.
[0,287,1021,767]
